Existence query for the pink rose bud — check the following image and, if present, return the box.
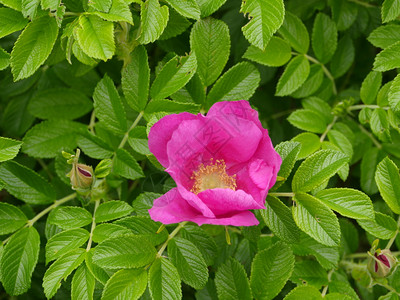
[68,163,94,192]
[367,249,397,278]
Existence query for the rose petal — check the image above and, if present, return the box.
[248,159,273,190]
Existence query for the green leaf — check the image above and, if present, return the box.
[0,47,10,71]
[11,16,58,81]
[361,148,381,195]
[275,55,310,96]
[114,149,145,180]
[250,241,294,300]
[287,109,327,133]
[88,0,111,12]
[261,196,301,243]
[92,223,132,243]
[291,64,324,98]
[368,24,400,49]
[290,260,328,288]
[0,161,55,204]
[149,257,182,300]
[293,192,341,246]
[144,99,200,115]
[71,264,95,300]
[373,41,400,72]
[0,227,40,296]
[274,141,301,184]
[330,0,358,31]
[312,13,337,64]
[28,88,92,120]
[243,37,291,67]
[375,157,400,214]
[128,126,151,155]
[77,132,113,160]
[95,201,133,223]
[389,73,400,112]
[85,249,110,285]
[42,248,86,299]
[92,235,156,269]
[102,269,147,300]
[131,192,162,216]
[381,0,400,23]
[357,212,397,239]
[150,52,197,100]
[315,188,374,220]
[361,71,382,105]
[0,203,27,235]
[291,132,321,160]
[89,0,133,24]
[0,8,28,39]
[206,62,260,108]
[48,207,93,230]
[370,108,391,142]
[240,0,285,50]
[0,137,22,162]
[196,0,226,18]
[215,258,252,300]
[327,130,353,160]
[122,46,150,112]
[93,75,127,135]
[138,0,169,44]
[292,150,349,193]
[284,285,322,300]
[330,35,355,79]
[190,18,230,86]
[45,228,90,264]
[159,7,191,40]
[165,0,200,19]
[74,15,115,61]
[22,119,86,158]
[278,11,309,54]
[301,97,333,123]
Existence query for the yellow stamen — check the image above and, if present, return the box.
[191,159,237,194]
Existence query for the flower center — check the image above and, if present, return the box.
[191,159,237,194]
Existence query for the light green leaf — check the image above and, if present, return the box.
[131,192,162,216]
[144,99,200,115]
[122,46,149,112]
[215,258,252,300]
[381,0,400,23]
[89,0,133,24]
[287,109,327,133]
[72,42,98,66]
[71,264,95,300]
[284,285,322,300]
[45,228,90,264]
[375,157,400,214]
[159,7,191,40]
[92,224,132,244]
[0,8,28,39]
[206,62,260,108]
[0,227,40,296]
[128,126,151,155]
[196,0,226,18]
[274,141,301,185]
[327,130,353,159]
[278,11,309,54]
[293,192,341,246]
[389,73,400,112]
[330,35,355,79]
[93,74,127,135]
[315,188,374,220]
[77,132,113,160]
[138,0,169,44]
[0,203,27,235]
[290,260,328,288]
[0,161,55,204]
[370,108,391,142]
[368,24,400,49]
[165,0,200,19]
[149,257,182,300]
[240,0,285,50]
[292,150,349,193]
[41,0,60,11]
[85,249,110,285]
[373,41,400,72]
[43,248,86,299]
[21,0,40,20]
[88,0,111,12]
[48,207,92,230]
[291,132,321,160]
[301,97,333,123]
[361,71,382,105]
[312,13,337,64]
[102,269,147,300]
[275,55,310,96]
[0,137,22,162]
[92,235,156,269]
[0,47,10,71]
[0,0,22,11]
[75,15,115,61]
[250,241,294,300]
[291,64,324,98]
[243,37,291,67]
[357,212,397,239]
[11,16,58,81]
[190,18,230,86]
[150,52,197,100]
[114,149,145,180]
[330,0,358,31]
[95,200,133,223]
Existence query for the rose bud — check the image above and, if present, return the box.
[367,249,397,278]
[68,163,94,192]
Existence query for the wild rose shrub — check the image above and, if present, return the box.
[0,0,400,299]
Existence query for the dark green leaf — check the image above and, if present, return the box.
[114,149,145,180]
[95,201,133,223]
[312,13,337,64]
[361,71,382,105]
[330,35,354,79]
[0,203,27,235]
[48,207,92,230]
[375,157,400,214]
[149,257,182,300]
[278,11,309,54]
[276,55,310,96]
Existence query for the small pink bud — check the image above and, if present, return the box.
[68,163,94,192]
[367,249,397,278]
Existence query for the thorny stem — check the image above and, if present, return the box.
[348,105,390,111]
[385,216,400,249]
[86,200,100,251]
[156,222,188,258]
[320,116,338,142]
[268,192,295,198]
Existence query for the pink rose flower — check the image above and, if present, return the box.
[148,100,281,226]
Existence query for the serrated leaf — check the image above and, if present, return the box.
[48,207,92,230]
[292,150,349,192]
[370,108,391,142]
[92,235,156,269]
[291,132,321,160]
[114,149,145,180]
[287,109,327,133]
[368,24,400,49]
[138,0,169,44]
[0,203,27,235]
[215,257,252,300]
[43,248,86,299]
[389,73,400,112]
[312,13,337,64]
[165,0,200,19]
[0,161,55,204]
[144,99,200,115]
[327,130,353,160]
[132,192,162,216]
[95,201,133,223]
[190,18,230,86]
[150,53,197,100]
[291,64,324,98]
[11,16,58,81]
[0,137,22,162]
[0,47,10,71]
[0,227,40,296]
[88,0,111,12]
[361,71,382,105]
[102,269,147,300]
[290,260,328,288]
[243,36,291,67]
[206,62,260,108]
[85,249,110,285]
[45,228,90,264]
[71,264,95,300]
[92,224,132,243]
[315,188,374,220]
[0,8,28,39]
[276,55,310,96]
[284,285,322,300]
[149,257,182,300]
[28,88,92,120]
[381,0,400,23]
[340,219,359,256]
[128,126,151,155]
[373,41,400,72]
[357,212,397,239]
[330,35,354,79]
[330,0,358,31]
[77,132,113,160]
[196,0,226,18]
[122,46,149,112]
[301,97,333,123]
[375,157,400,214]
[278,11,309,54]
[240,0,284,50]
[293,192,341,246]
[89,0,133,24]
[250,241,294,300]
[159,7,191,40]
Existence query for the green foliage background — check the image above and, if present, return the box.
[1,0,400,299]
